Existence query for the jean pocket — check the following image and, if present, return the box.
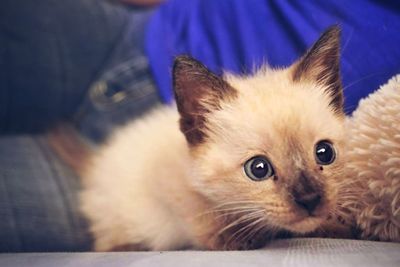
[89,55,156,110]
[75,55,160,143]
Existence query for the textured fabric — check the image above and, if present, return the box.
[340,74,400,241]
[0,0,160,253]
[0,0,161,252]
[0,0,159,135]
[0,239,399,266]
[75,8,160,143]
[0,135,92,252]
[145,0,400,114]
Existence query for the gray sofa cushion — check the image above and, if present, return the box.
[0,135,92,252]
[1,238,399,267]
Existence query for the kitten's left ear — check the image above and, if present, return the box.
[292,26,343,113]
[173,55,237,146]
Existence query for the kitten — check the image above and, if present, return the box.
[70,26,347,250]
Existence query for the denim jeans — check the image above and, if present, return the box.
[0,0,160,252]
[75,6,160,143]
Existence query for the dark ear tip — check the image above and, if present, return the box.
[172,55,210,95]
[174,55,192,65]
[173,55,200,72]
[175,55,195,62]
[321,25,341,43]
[326,24,341,33]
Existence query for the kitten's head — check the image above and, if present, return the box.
[173,26,345,235]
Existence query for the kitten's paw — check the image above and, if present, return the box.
[307,216,356,239]
[205,231,268,250]
[108,243,148,251]
[241,236,268,250]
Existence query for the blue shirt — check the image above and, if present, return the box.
[145,0,400,113]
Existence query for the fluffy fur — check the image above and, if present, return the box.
[74,27,348,251]
[337,75,400,242]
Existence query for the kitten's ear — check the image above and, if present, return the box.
[292,26,343,113]
[173,55,237,146]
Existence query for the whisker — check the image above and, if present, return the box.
[214,208,261,219]
[213,205,261,213]
[228,216,265,245]
[193,205,261,219]
[212,200,266,209]
[343,72,383,93]
[193,200,265,219]
[341,28,354,55]
[239,219,268,245]
[216,210,264,237]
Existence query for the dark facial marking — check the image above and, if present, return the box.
[291,172,324,214]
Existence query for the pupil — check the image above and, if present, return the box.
[316,142,334,164]
[252,160,267,178]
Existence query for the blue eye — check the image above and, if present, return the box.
[244,156,274,181]
[315,141,336,165]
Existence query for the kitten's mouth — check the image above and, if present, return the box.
[283,202,332,233]
[284,191,334,233]
[285,216,325,233]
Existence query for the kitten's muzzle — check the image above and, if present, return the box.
[294,192,321,215]
[291,172,324,215]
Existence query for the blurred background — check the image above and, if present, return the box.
[0,0,399,252]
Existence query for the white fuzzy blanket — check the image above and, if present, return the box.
[339,74,400,241]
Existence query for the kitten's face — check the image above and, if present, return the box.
[192,69,345,233]
[174,27,344,234]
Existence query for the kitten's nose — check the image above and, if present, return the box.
[294,193,321,214]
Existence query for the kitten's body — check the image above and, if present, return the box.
[74,27,348,250]
[81,107,194,250]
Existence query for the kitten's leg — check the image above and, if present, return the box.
[109,243,148,251]
[304,215,357,239]
[190,213,272,250]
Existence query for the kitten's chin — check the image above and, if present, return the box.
[284,217,325,234]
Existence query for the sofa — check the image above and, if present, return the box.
[1,238,399,267]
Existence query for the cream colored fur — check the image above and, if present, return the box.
[80,66,346,251]
[81,107,196,250]
[338,74,400,242]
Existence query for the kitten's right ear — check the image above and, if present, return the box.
[292,26,343,113]
[173,55,237,146]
